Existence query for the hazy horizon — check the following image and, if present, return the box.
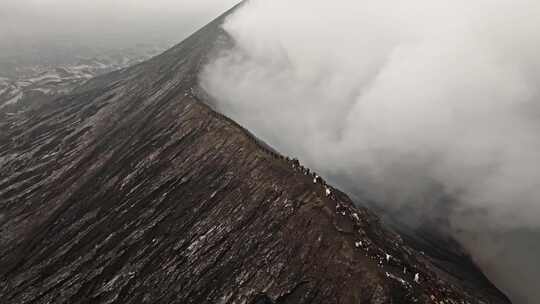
[0,0,240,59]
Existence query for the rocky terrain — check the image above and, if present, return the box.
[0,5,511,304]
[0,44,164,112]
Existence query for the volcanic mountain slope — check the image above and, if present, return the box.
[0,6,510,304]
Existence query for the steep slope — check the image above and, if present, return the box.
[0,6,510,304]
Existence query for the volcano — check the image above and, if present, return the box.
[0,5,511,304]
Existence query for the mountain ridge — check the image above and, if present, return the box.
[0,6,511,304]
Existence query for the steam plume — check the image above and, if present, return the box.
[201,1,540,303]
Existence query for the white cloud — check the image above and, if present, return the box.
[201,1,540,302]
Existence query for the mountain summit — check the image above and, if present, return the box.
[0,6,511,304]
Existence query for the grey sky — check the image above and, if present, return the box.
[0,0,239,51]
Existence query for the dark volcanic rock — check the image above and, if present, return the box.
[0,6,510,304]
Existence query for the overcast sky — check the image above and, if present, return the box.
[0,0,239,51]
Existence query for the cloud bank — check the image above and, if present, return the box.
[201,1,540,303]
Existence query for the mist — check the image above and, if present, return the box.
[0,0,240,57]
[200,1,540,303]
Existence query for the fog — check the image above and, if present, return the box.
[200,1,540,303]
[0,0,239,56]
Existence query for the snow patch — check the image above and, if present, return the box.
[1,91,23,108]
[31,88,52,95]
